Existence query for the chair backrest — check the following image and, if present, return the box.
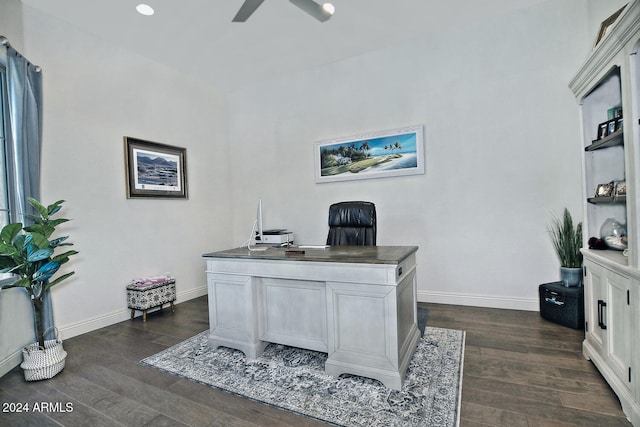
[326,201,376,246]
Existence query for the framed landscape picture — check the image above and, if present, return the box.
[124,137,188,199]
[314,125,425,183]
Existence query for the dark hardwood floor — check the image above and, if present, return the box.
[0,296,631,426]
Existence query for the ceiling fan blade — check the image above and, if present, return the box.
[232,0,266,22]
[289,0,333,22]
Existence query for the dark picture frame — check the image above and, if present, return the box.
[598,121,609,139]
[614,180,627,197]
[124,136,188,199]
[595,182,614,198]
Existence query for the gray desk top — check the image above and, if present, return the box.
[203,245,418,265]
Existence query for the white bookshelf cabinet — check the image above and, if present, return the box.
[569,2,640,425]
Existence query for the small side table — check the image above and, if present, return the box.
[126,278,176,322]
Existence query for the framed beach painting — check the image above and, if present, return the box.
[314,125,425,183]
[124,136,188,199]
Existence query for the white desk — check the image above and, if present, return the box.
[202,246,420,390]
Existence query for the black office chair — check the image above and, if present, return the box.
[326,201,376,246]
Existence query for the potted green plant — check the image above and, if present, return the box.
[0,198,78,380]
[549,208,583,287]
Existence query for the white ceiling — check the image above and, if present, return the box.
[21,0,551,93]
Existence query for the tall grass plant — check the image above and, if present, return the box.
[549,208,583,268]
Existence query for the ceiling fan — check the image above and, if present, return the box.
[233,0,335,23]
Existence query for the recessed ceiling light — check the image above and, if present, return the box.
[322,3,335,15]
[136,4,155,16]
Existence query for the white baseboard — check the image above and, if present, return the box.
[0,349,23,378]
[417,290,539,311]
[176,285,208,301]
[58,286,208,340]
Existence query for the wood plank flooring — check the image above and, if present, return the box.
[0,296,632,426]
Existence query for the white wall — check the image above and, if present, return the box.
[0,0,23,48]
[16,5,233,338]
[227,0,593,310]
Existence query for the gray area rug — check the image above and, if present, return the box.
[141,326,465,426]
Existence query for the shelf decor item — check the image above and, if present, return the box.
[597,121,609,139]
[595,182,614,198]
[600,218,628,250]
[0,198,78,380]
[607,105,623,120]
[614,180,626,197]
[549,208,583,287]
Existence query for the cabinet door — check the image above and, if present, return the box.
[584,261,606,354]
[584,260,633,391]
[606,271,632,390]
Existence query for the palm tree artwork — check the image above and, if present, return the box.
[319,131,418,177]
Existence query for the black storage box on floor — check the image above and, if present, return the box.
[539,281,584,329]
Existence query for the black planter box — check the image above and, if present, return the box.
[539,281,584,329]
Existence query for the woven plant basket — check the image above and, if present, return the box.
[20,336,67,382]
